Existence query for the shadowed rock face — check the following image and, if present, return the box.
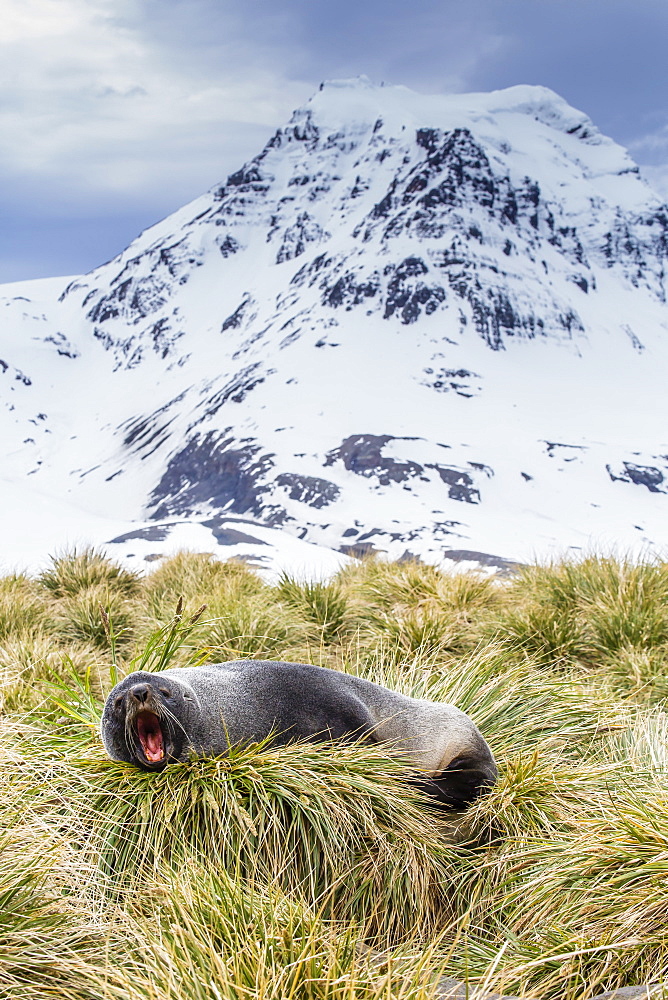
[427,466,480,504]
[109,525,172,543]
[607,461,667,493]
[275,473,340,507]
[149,433,276,520]
[148,436,341,526]
[202,524,268,546]
[323,434,484,503]
[324,434,422,484]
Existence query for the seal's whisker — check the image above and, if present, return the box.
[123,712,136,753]
[159,703,189,739]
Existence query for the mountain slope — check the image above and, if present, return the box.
[2,77,668,574]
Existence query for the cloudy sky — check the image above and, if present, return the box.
[2,0,667,283]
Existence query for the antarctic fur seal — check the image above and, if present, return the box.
[100,659,497,809]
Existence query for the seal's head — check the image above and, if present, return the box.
[100,671,193,770]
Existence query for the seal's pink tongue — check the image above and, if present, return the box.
[136,711,164,762]
[145,729,163,762]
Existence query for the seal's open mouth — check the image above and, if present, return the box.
[136,710,164,763]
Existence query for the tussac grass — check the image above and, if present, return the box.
[0,550,668,997]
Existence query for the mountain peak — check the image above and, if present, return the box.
[318,75,378,92]
[1,80,668,577]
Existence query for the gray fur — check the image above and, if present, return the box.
[100,659,497,808]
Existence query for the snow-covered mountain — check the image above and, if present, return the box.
[2,76,668,576]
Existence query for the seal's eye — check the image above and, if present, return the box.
[159,687,172,697]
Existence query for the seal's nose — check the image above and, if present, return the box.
[129,683,150,704]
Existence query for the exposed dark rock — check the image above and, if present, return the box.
[322,269,380,309]
[108,525,172,543]
[343,124,601,348]
[431,259,560,349]
[433,521,462,537]
[275,472,341,507]
[607,461,666,493]
[569,273,589,292]
[552,225,587,264]
[222,295,252,331]
[217,234,241,257]
[383,257,446,324]
[416,127,442,154]
[286,109,320,145]
[349,174,370,199]
[120,392,187,459]
[121,415,173,459]
[200,517,269,546]
[156,241,203,279]
[291,252,335,288]
[543,441,587,462]
[92,326,139,367]
[421,367,481,397]
[427,465,481,503]
[405,129,496,213]
[43,331,80,358]
[226,163,267,188]
[147,318,184,359]
[149,431,275,519]
[324,434,422,485]
[440,550,519,573]
[87,298,120,324]
[287,174,312,187]
[323,435,484,502]
[623,325,645,352]
[468,287,533,349]
[58,279,91,302]
[369,178,398,221]
[30,85,668,580]
[87,239,202,333]
[469,461,494,477]
[276,212,330,263]
[356,528,388,542]
[602,208,668,298]
[545,441,587,459]
[191,365,268,427]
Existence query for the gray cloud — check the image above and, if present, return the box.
[1,0,667,281]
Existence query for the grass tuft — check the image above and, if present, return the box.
[54,583,137,649]
[38,545,140,598]
[276,573,351,641]
[0,574,52,641]
[4,718,453,939]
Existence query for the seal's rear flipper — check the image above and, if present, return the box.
[415,754,498,810]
